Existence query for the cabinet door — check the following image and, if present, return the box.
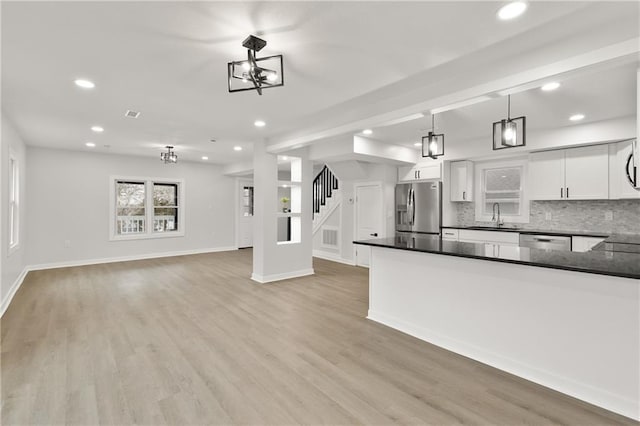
[450,161,473,202]
[612,140,640,199]
[416,164,441,180]
[398,166,417,182]
[528,150,565,200]
[565,145,609,200]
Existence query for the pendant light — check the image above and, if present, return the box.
[161,146,178,164]
[422,113,444,159]
[493,94,526,150]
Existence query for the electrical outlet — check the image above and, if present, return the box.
[64,240,71,248]
[545,212,552,220]
[605,211,613,221]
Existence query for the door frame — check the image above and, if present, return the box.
[353,181,385,266]
[235,178,254,249]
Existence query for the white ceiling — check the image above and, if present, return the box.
[369,61,638,150]
[2,1,638,165]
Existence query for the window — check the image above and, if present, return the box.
[8,155,19,251]
[475,158,529,224]
[111,177,184,240]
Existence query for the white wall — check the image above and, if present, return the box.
[1,114,28,314]
[314,162,396,263]
[26,147,236,267]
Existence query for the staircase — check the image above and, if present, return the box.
[312,165,340,232]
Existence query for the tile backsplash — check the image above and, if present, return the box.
[455,199,640,234]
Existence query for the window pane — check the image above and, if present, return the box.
[154,207,178,232]
[117,181,145,208]
[485,167,521,191]
[116,181,146,234]
[243,186,254,217]
[153,183,177,207]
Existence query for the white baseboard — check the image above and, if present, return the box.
[27,246,238,271]
[367,310,640,422]
[251,268,315,284]
[312,250,355,266]
[1,267,29,318]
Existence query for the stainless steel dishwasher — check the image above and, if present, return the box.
[519,234,571,251]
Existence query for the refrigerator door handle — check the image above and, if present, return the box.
[410,188,416,226]
[406,187,412,226]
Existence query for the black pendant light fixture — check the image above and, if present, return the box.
[161,146,177,164]
[493,94,526,150]
[422,113,444,159]
[228,35,284,96]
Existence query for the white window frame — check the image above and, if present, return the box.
[8,151,19,254]
[109,176,185,241]
[474,157,530,224]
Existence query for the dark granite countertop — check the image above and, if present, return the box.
[354,235,640,280]
[442,225,610,238]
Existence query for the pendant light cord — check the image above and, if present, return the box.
[507,95,511,121]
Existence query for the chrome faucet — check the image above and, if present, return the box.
[492,203,504,227]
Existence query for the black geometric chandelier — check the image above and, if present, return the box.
[422,113,444,159]
[161,146,177,164]
[227,35,284,96]
[493,94,526,150]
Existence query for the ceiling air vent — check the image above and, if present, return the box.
[125,110,140,119]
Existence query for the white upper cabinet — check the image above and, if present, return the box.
[529,145,609,200]
[528,150,565,200]
[450,161,474,202]
[609,140,640,200]
[564,145,609,200]
[398,163,441,182]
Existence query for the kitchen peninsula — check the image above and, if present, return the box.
[354,234,640,421]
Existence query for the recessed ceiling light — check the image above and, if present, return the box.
[254,120,266,127]
[414,142,422,147]
[91,126,104,133]
[234,146,243,151]
[541,82,560,92]
[74,79,95,89]
[125,110,140,119]
[569,114,585,121]
[497,1,528,20]
[202,156,209,160]
[85,142,96,147]
[362,129,373,135]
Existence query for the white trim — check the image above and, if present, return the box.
[312,250,355,266]
[27,246,238,272]
[251,268,314,284]
[0,267,28,318]
[353,181,384,266]
[367,309,639,422]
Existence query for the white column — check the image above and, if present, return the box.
[252,140,314,283]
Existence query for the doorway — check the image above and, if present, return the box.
[354,183,383,267]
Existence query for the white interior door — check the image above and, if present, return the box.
[238,183,254,248]
[355,184,383,267]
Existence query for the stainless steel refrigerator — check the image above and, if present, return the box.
[395,181,442,236]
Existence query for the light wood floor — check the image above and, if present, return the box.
[1,249,636,425]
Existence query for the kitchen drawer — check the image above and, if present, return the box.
[442,228,459,241]
[458,229,520,245]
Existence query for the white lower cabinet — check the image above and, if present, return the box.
[572,236,605,252]
[441,228,459,241]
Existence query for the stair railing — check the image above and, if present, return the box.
[312,165,339,218]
